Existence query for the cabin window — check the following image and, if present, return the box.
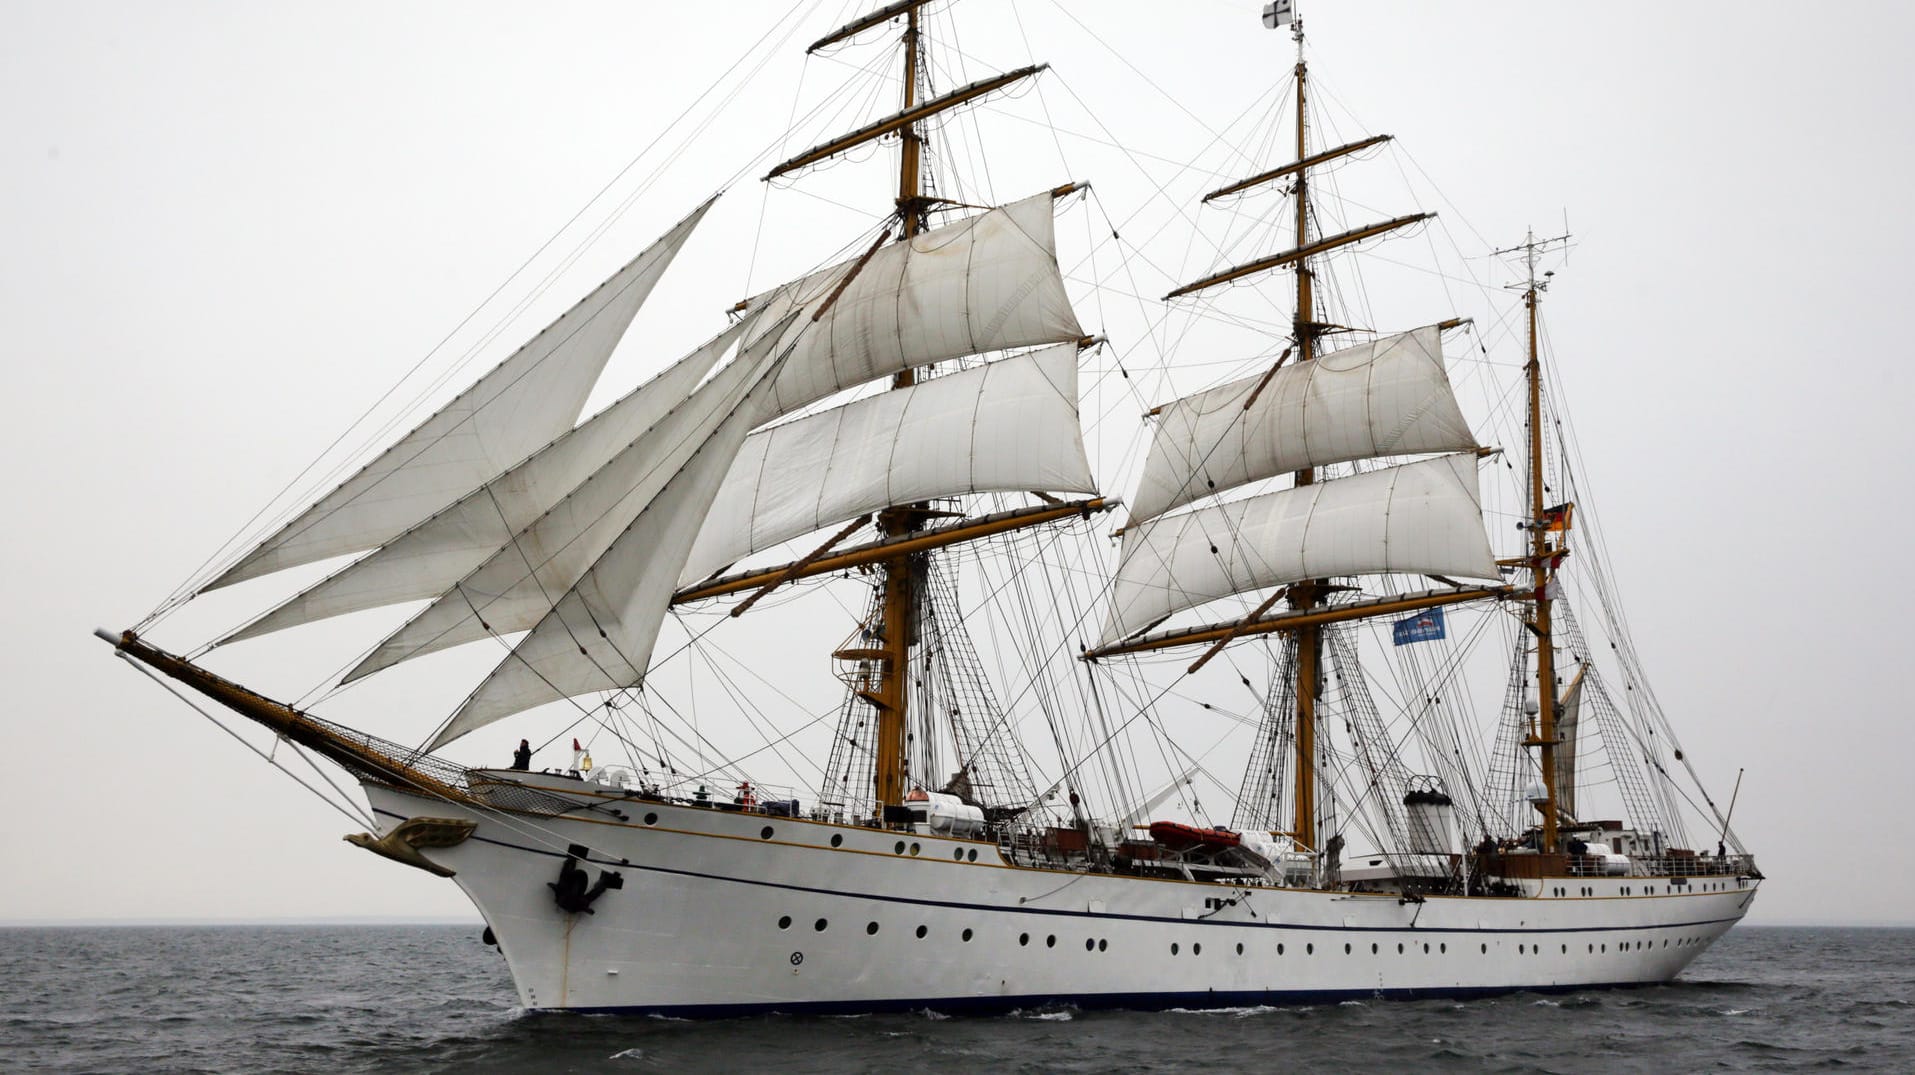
[1236,943,1245,955]
[866,922,879,935]
[1372,943,1379,955]
[1397,943,1404,955]
[1098,939,1108,952]
[814,919,828,932]
[1480,944,1487,954]
[967,849,978,862]
[1047,935,1057,948]
[830,834,844,848]
[1193,943,1202,956]
[916,925,927,939]
[643,813,658,826]
[1278,943,1286,955]
[894,841,906,854]
[1019,933,1030,946]
[1085,938,1095,951]
[1422,943,1430,954]
[954,849,964,860]
[760,826,774,840]
[1344,944,1352,955]
[1306,943,1315,955]
[910,843,921,856]
[961,928,973,942]
[1171,943,1180,955]
[777,916,791,930]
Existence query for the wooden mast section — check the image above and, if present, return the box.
[1499,227,1571,853]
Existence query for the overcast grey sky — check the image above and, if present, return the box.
[4,1,1911,926]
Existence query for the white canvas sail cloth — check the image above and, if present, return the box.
[345,315,799,683]
[1129,325,1476,524]
[1100,453,1500,644]
[217,322,751,645]
[745,189,1081,420]
[681,343,1095,584]
[205,197,719,590]
[431,326,800,747]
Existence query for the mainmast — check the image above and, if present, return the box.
[1285,13,1324,857]
[1499,227,1571,852]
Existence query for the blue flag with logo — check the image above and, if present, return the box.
[1392,607,1446,646]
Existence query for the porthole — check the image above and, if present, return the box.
[643,812,658,826]
[1171,943,1180,955]
[1098,939,1108,952]
[909,842,921,856]
[1480,943,1487,954]
[814,918,828,932]
[916,925,927,939]
[1601,944,1607,953]
[961,928,973,942]
[760,826,774,840]
[1344,943,1352,955]
[1047,935,1057,948]
[1278,943,1286,955]
[967,849,978,862]
[954,849,964,860]
[830,834,843,848]
[1236,943,1244,955]
[1085,938,1096,951]
[1307,943,1315,955]
[1440,943,1447,953]
[894,841,906,854]
[1193,943,1202,956]
[1371,943,1379,955]
[1519,944,1526,954]
[1422,943,1430,954]
[865,921,880,935]
[1396,943,1404,955]
[1019,933,1030,946]
[777,915,792,930]
[1561,944,1568,954]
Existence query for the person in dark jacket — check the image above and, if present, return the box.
[511,739,532,771]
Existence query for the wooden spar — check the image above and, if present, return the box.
[673,498,1114,604]
[1518,229,1563,855]
[727,514,872,618]
[807,0,935,53]
[96,629,470,804]
[1082,586,1513,660]
[1203,133,1393,203]
[1288,42,1322,858]
[1163,211,1434,300]
[764,64,1045,181]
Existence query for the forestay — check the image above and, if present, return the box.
[680,343,1095,585]
[433,325,799,746]
[344,315,798,684]
[217,321,751,646]
[1100,453,1499,644]
[205,197,718,590]
[745,190,1080,420]
[1129,325,1476,524]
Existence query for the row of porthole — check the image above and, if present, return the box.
[1015,933,1110,952]
[641,813,985,861]
[778,916,976,943]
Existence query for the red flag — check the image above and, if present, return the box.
[572,738,581,751]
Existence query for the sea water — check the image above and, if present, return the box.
[2,924,1908,1073]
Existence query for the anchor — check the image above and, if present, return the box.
[548,843,624,914]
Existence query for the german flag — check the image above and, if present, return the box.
[1540,502,1574,533]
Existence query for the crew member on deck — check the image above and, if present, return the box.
[512,739,532,771]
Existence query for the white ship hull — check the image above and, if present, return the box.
[367,780,1759,1016]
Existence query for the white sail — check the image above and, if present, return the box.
[432,329,797,746]
[747,190,1081,420]
[1129,325,1476,524]
[1100,453,1499,644]
[681,343,1095,584]
[343,314,798,683]
[205,197,718,590]
[217,322,750,645]
[1556,666,1586,819]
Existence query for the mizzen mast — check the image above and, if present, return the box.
[1497,226,1572,853]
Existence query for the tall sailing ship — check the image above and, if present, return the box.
[101,2,1759,1014]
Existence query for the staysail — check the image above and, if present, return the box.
[216,321,751,645]
[681,342,1095,584]
[430,324,800,746]
[1129,325,1476,524]
[344,314,798,683]
[205,197,718,590]
[1556,666,1586,819]
[1100,453,1499,644]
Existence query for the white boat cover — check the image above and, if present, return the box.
[1100,453,1499,644]
[1128,325,1476,524]
[745,190,1081,420]
[205,198,717,589]
[344,315,797,683]
[219,321,749,645]
[680,343,1095,585]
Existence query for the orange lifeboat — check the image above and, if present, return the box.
[1148,821,1242,851]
